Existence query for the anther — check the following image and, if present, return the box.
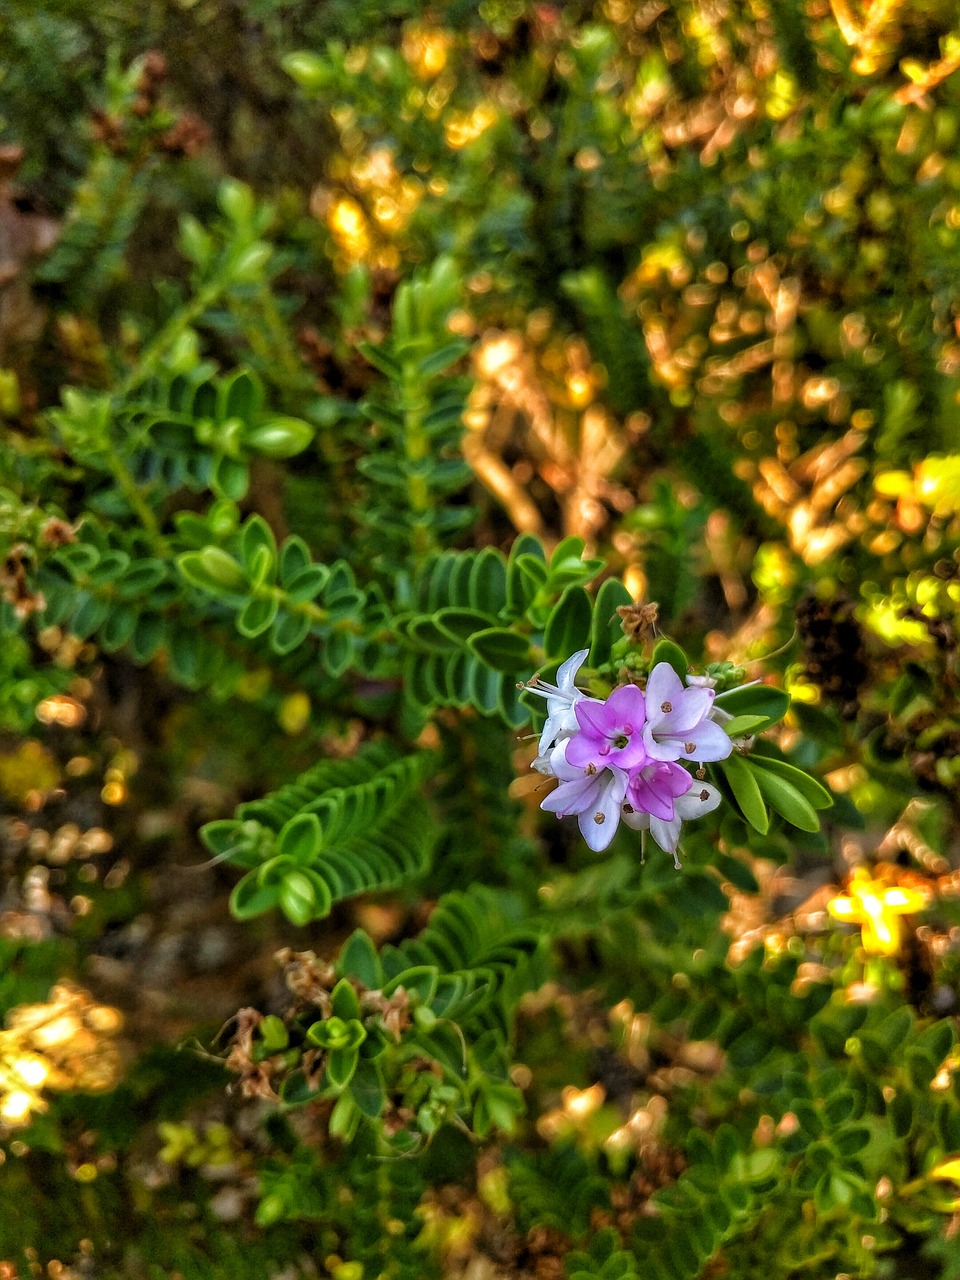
[684,742,696,754]
[699,789,709,801]
[661,701,672,713]
[585,763,597,775]
[623,803,635,814]
[593,812,605,824]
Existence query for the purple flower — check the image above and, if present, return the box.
[565,684,648,772]
[621,780,722,867]
[538,740,628,853]
[641,663,732,764]
[624,760,693,822]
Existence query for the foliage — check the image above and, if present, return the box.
[0,1,960,1277]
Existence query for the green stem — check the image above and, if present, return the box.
[401,363,434,563]
[116,276,226,401]
[102,436,166,553]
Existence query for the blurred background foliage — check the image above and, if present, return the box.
[2,0,960,1276]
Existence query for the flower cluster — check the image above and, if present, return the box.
[526,651,732,864]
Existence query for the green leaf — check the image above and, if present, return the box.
[506,534,546,616]
[229,871,280,920]
[718,754,769,833]
[211,453,249,500]
[276,813,323,863]
[337,930,383,988]
[544,585,592,660]
[279,535,311,583]
[550,535,586,569]
[750,753,833,809]
[246,416,314,458]
[326,1045,360,1090]
[131,613,164,663]
[383,965,438,1005]
[650,639,688,680]
[417,340,470,376]
[833,1126,870,1156]
[177,548,246,593]
[714,683,790,726]
[468,548,508,613]
[751,764,821,832]
[324,631,355,677]
[270,610,312,655]
[356,340,403,379]
[467,627,531,673]
[237,595,279,639]
[723,714,769,737]
[117,558,167,597]
[433,607,498,643]
[589,577,633,665]
[240,515,277,580]
[199,819,243,857]
[404,614,459,653]
[889,1091,913,1138]
[331,978,362,1022]
[278,868,331,925]
[100,604,137,651]
[69,593,110,639]
[258,1014,289,1053]
[220,369,262,422]
[285,565,329,603]
[328,1091,361,1139]
[350,1058,386,1118]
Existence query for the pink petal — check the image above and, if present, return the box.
[575,698,615,737]
[605,683,646,725]
[565,733,604,768]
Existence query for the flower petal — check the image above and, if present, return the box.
[605,683,646,726]
[675,782,721,818]
[577,769,627,851]
[649,814,683,854]
[674,720,733,763]
[564,733,602,768]
[641,729,683,762]
[556,648,590,691]
[655,687,714,736]
[645,663,684,713]
[575,698,616,737]
[540,773,598,815]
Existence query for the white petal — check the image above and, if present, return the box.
[675,782,721,819]
[649,814,683,854]
[645,663,684,719]
[681,720,733,763]
[556,648,590,692]
[577,769,627,852]
[620,806,650,832]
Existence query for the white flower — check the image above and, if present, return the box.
[524,648,600,754]
[538,739,629,853]
[621,781,722,868]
